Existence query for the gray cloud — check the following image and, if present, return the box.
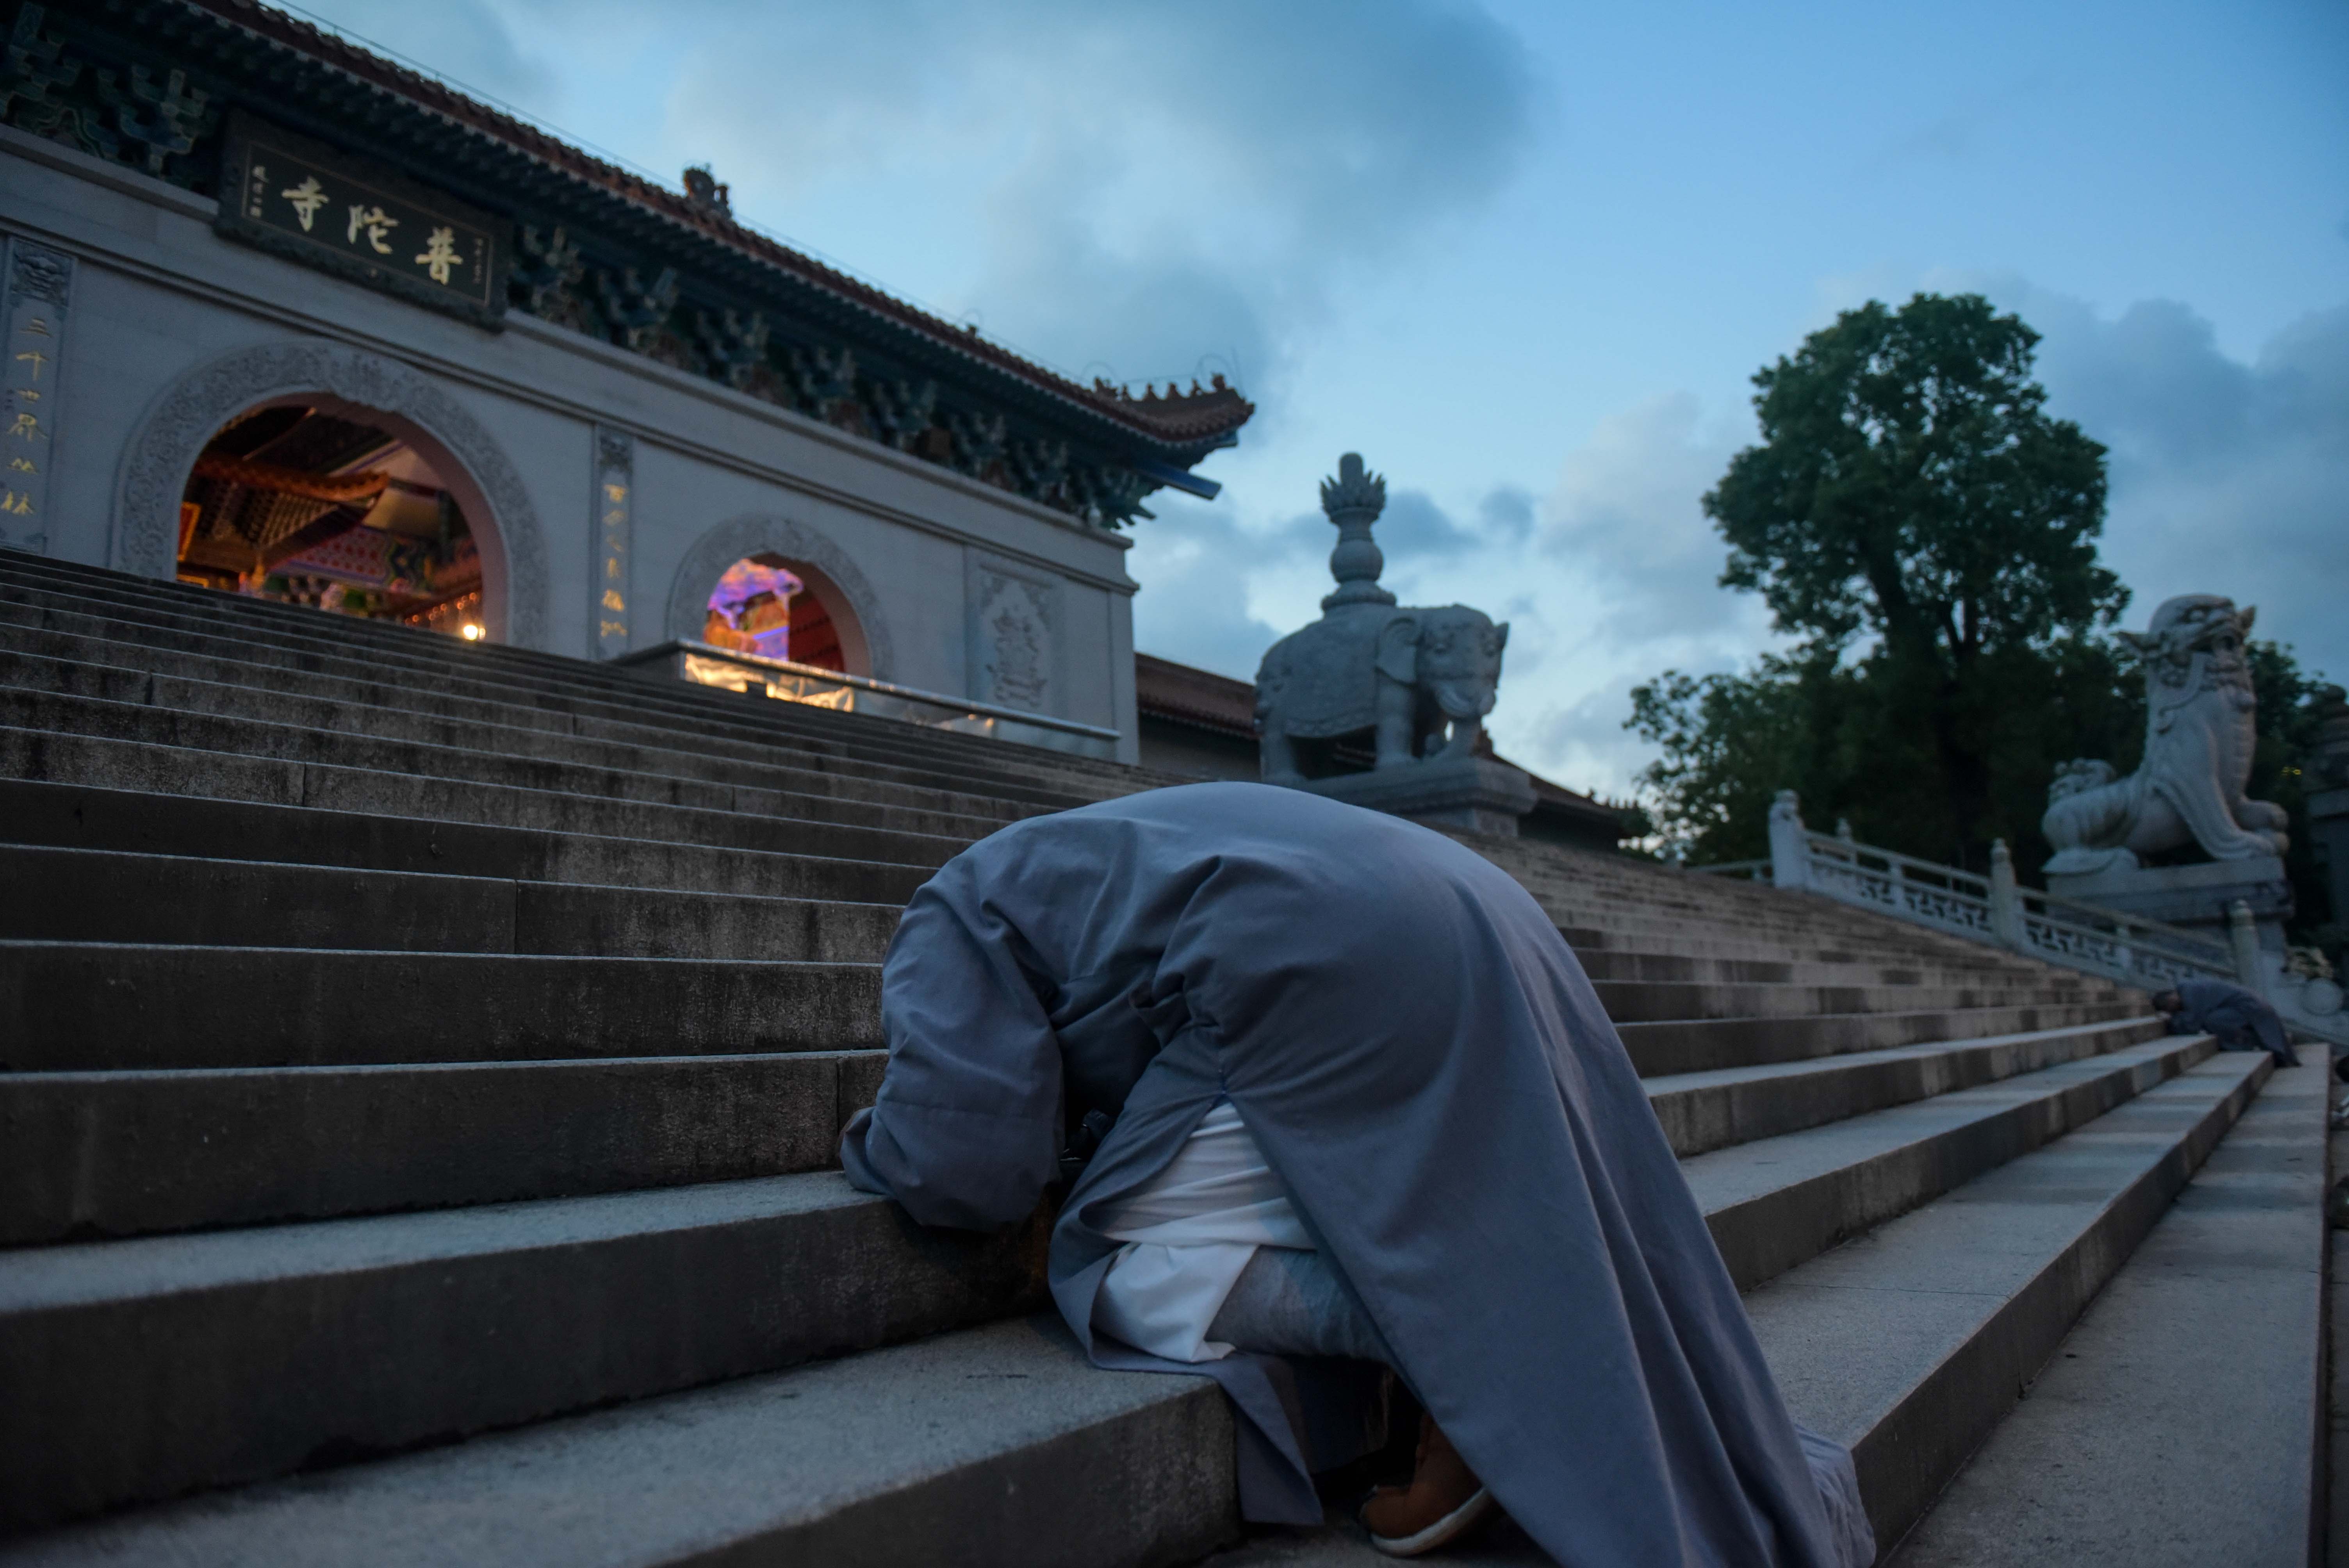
[1962,276,2349,682]
[1374,491,1486,560]
[653,0,1540,399]
[295,0,553,106]
[1129,481,1538,683]
[303,0,1536,404]
[1124,499,1291,681]
[1508,282,2349,801]
[1479,486,1536,545]
[1538,390,1748,642]
[1522,675,1656,799]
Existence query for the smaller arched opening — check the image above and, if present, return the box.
[173,399,490,639]
[699,551,868,676]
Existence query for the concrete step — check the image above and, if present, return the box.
[0,561,1170,800]
[1748,1052,2273,1551]
[1886,1059,2329,1567]
[0,788,2079,1032]
[0,779,2077,1020]
[0,844,902,960]
[1581,950,2128,1014]
[1579,948,1943,987]
[0,1314,1238,1568]
[0,1016,2173,1249]
[0,1034,2210,1534]
[0,627,1060,826]
[0,588,1107,805]
[1647,1016,2172,1158]
[0,1043,2260,1562]
[0,682,1005,850]
[0,724,963,870]
[1555,897,2065,965]
[0,943,884,1071]
[1595,977,2110,1025]
[1685,1033,2217,1292]
[1561,921,2055,977]
[0,560,1159,802]
[1200,1051,2284,1568]
[10,846,2103,1003]
[0,1050,886,1245]
[0,778,936,903]
[1504,850,2052,967]
[1616,998,2144,1076]
[0,1174,1057,1537]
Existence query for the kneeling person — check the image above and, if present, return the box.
[2153,978,2298,1066]
[842,782,1874,1565]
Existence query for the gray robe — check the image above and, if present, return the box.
[2167,976,2298,1065]
[841,782,1855,1565]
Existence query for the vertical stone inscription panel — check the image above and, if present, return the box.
[2,237,73,554]
[592,426,633,656]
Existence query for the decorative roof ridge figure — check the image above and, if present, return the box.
[1319,451,1396,610]
[1254,453,1534,836]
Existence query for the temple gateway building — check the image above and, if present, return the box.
[0,0,1251,763]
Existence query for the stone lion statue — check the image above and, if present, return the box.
[2040,593,2290,875]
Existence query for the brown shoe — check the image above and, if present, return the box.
[1359,1411,1495,1557]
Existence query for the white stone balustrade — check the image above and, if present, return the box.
[1700,792,2348,1048]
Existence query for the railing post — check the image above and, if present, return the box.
[1989,839,2023,950]
[2228,899,2269,999]
[1768,790,1811,891]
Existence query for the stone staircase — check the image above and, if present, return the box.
[0,547,2327,1566]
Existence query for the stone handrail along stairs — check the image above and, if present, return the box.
[1721,792,2349,1051]
[0,547,2329,1567]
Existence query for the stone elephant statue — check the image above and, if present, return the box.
[1255,604,1510,782]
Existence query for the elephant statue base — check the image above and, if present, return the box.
[1293,752,1539,837]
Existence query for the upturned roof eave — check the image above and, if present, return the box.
[166,0,1253,460]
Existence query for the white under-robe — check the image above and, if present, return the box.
[1091,1096,1312,1363]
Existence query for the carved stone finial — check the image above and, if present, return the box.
[1319,452,1394,610]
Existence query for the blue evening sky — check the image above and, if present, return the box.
[296,0,2349,796]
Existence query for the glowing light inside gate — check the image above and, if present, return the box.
[704,557,804,660]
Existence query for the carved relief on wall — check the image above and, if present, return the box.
[968,556,1058,714]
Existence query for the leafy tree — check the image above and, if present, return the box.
[1631,630,2336,938]
[1684,292,2124,867]
[1629,634,2140,869]
[2244,640,2337,935]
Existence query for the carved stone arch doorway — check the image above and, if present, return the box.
[665,514,895,682]
[112,339,551,647]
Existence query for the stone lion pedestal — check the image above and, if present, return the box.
[2044,856,2293,953]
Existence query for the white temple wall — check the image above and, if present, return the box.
[1,127,1142,758]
